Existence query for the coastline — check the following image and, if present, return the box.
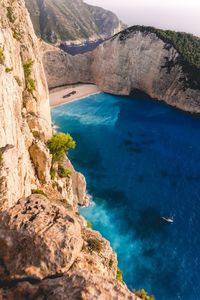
[49,83,101,108]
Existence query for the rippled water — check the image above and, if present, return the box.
[52,92,200,300]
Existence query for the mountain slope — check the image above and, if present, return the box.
[25,0,125,43]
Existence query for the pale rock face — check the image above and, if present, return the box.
[92,30,200,113]
[43,30,200,113]
[0,195,84,280]
[43,49,94,88]
[0,0,52,208]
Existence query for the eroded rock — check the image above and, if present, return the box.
[0,195,83,280]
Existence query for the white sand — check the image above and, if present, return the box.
[49,84,100,107]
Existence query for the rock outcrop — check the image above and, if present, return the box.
[0,1,140,298]
[25,0,125,44]
[0,194,139,299]
[43,26,200,113]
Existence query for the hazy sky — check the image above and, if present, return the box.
[85,0,200,36]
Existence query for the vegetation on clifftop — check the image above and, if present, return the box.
[117,25,200,69]
[47,132,76,163]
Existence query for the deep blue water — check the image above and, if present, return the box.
[52,93,200,300]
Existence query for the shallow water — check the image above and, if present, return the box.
[52,93,200,300]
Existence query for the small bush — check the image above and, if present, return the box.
[47,132,76,163]
[0,48,4,64]
[5,67,13,73]
[12,29,22,41]
[23,59,34,77]
[50,167,56,180]
[87,238,103,253]
[7,7,16,23]
[26,78,36,93]
[134,289,155,300]
[116,268,123,282]
[86,220,93,229]
[31,189,47,197]
[58,165,71,178]
[23,59,35,94]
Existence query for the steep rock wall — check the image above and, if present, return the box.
[43,28,200,113]
[0,0,52,208]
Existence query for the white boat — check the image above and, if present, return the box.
[162,217,173,223]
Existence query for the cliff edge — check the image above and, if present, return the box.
[0,0,139,299]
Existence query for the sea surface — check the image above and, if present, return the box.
[52,92,200,300]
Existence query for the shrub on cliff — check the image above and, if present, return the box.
[116,268,123,283]
[134,289,155,300]
[23,59,36,94]
[58,165,71,178]
[47,132,76,163]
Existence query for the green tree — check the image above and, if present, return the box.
[47,132,76,163]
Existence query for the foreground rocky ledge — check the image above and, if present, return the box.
[0,194,139,299]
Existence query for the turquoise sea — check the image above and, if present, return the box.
[52,92,200,300]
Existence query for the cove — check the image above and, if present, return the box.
[52,92,200,300]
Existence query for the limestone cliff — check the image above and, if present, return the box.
[24,0,125,44]
[0,1,139,299]
[43,26,200,113]
[0,0,52,208]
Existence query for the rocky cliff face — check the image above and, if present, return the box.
[25,0,125,44]
[0,1,139,299]
[0,0,52,208]
[43,26,200,113]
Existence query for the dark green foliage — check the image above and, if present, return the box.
[117,25,200,69]
[0,48,4,64]
[50,167,56,180]
[87,238,103,253]
[58,165,71,178]
[7,7,16,23]
[5,67,13,73]
[134,289,155,300]
[47,133,76,163]
[31,189,47,197]
[23,59,34,77]
[116,268,123,282]
[23,59,36,94]
[26,78,36,93]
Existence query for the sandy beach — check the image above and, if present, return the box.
[49,84,100,107]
